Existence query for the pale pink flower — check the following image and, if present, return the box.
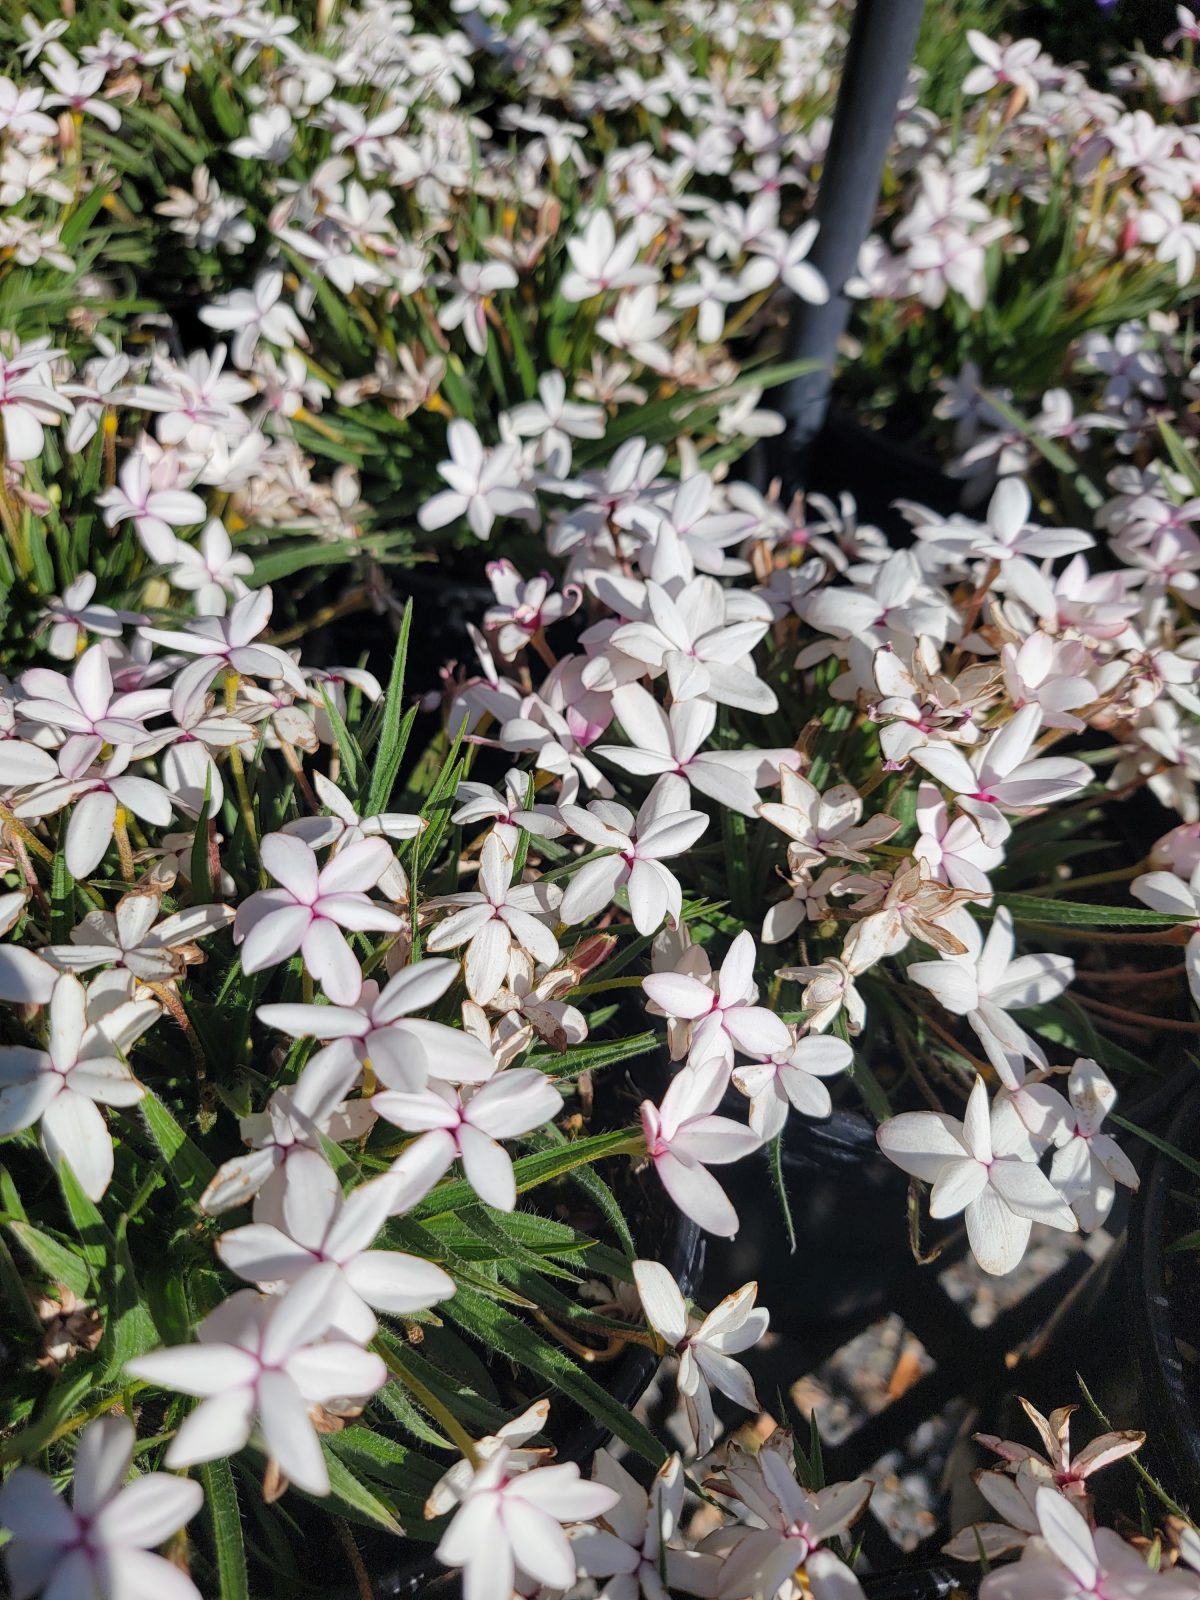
[640,1066,760,1238]
[425,831,561,1005]
[561,210,658,302]
[0,1415,203,1600]
[1050,1058,1140,1232]
[233,833,404,1005]
[127,1265,387,1498]
[877,1076,1078,1276]
[732,1031,853,1139]
[418,420,537,542]
[371,1068,563,1211]
[559,778,708,937]
[95,453,207,563]
[18,642,169,768]
[15,747,174,880]
[642,929,790,1080]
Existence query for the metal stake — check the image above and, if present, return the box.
[771,0,927,487]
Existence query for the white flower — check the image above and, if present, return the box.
[434,1444,620,1600]
[234,833,403,1005]
[572,1450,718,1600]
[642,929,791,1080]
[95,453,207,563]
[216,1150,454,1340]
[39,572,131,660]
[640,1065,760,1238]
[483,560,582,661]
[732,1031,853,1140]
[561,210,658,302]
[452,769,566,856]
[199,1050,377,1216]
[914,783,1005,894]
[281,769,421,900]
[596,683,796,818]
[40,893,233,987]
[0,974,157,1200]
[1138,192,1200,288]
[167,520,253,615]
[634,1260,767,1456]
[913,703,1092,849]
[757,769,900,867]
[198,269,308,369]
[0,1415,202,1600]
[15,748,175,880]
[141,587,307,702]
[962,31,1045,101]
[371,1068,563,1211]
[0,343,72,462]
[426,831,561,1005]
[258,955,494,1094]
[127,1265,387,1498]
[438,261,519,356]
[978,1486,1197,1600]
[558,777,708,937]
[228,104,295,162]
[606,576,777,714]
[1132,864,1200,1006]
[704,1439,871,1600]
[743,220,829,304]
[907,907,1074,1101]
[418,419,537,542]
[877,1076,1078,1276]
[1049,1059,1140,1232]
[18,642,169,768]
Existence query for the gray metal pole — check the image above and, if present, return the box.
[773,0,926,483]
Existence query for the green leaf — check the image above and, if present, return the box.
[200,1459,249,1600]
[316,685,362,798]
[139,1091,217,1207]
[0,1366,96,1466]
[445,1283,666,1464]
[995,894,1180,928]
[99,1219,158,1382]
[190,773,214,903]
[318,1447,404,1535]
[363,601,414,816]
[56,1160,112,1274]
[6,1220,90,1299]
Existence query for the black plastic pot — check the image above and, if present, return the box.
[702,1101,909,1330]
[1124,1080,1200,1514]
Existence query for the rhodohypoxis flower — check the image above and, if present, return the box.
[127,1265,387,1497]
[704,1439,871,1600]
[258,956,493,1094]
[877,1076,1078,1275]
[15,747,175,879]
[0,973,157,1200]
[234,834,404,1005]
[1138,193,1200,288]
[907,908,1074,1102]
[200,1049,376,1216]
[605,576,778,713]
[732,1031,854,1139]
[371,1068,563,1211]
[167,519,253,615]
[962,31,1045,100]
[1131,864,1200,1004]
[975,1396,1145,1513]
[439,261,519,355]
[561,210,658,301]
[452,769,566,855]
[94,453,207,563]
[434,1445,620,1600]
[0,894,54,1004]
[914,479,1092,621]
[595,683,797,817]
[40,893,233,987]
[1049,1058,1140,1231]
[0,1415,203,1600]
[281,770,421,900]
[39,572,131,660]
[642,929,791,1079]
[913,703,1092,848]
[216,1150,454,1340]
[558,779,709,937]
[418,420,536,542]
[914,783,1005,893]
[425,831,562,1005]
[18,643,169,767]
[483,561,582,660]
[572,1451,718,1600]
[0,343,73,461]
[757,769,900,866]
[978,1486,1197,1600]
[640,1066,761,1237]
[634,1259,768,1455]
[141,587,306,702]
[199,269,308,368]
